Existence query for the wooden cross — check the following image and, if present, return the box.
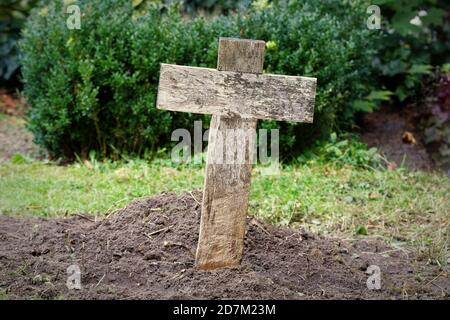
[157,38,316,270]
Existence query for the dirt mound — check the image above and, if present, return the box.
[0,192,448,299]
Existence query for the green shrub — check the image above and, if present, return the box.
[370,0,450,103]
[21,0,379,159]
[22,0,199,159]
[297,133,383,169]
[0,0,39,85]
[234,0,379,155]
[134,0,250,15]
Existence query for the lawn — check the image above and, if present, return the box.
[1,155,448,266]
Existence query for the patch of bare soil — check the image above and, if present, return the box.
[0,192,448,300]
[360,106,434,171]
[0,115,39,160]
[0,90,28,117]
[0,90,40,160]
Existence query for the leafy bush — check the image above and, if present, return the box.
[234,0,379,155]
[297,133,382,169]
[370,0,450,103]
[21,0,379,159]
[0,0,39,85]
[181,0,250,14]
[1,0,241,87]
[134,0,250,15]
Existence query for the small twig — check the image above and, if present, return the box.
[319,286,326,296]
[147,225,173,237]
[169,273,185,281]
[74,213,95,223]
[105,198,129,215]
[5,233,26,240]
[143,232,153,240]
[431,281,445,293]
[105,209,119,220]
[163,241,195,256]
[250,218,271,236]
[424,271,445,288]
[284,232,304,242]
[189,191,202,206]
[95,274,106,288]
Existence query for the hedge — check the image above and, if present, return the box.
[21,0,379,159]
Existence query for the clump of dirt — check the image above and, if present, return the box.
[0,192,448,300]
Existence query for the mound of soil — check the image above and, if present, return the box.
[0,192,448,300]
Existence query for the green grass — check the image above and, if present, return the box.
[0,288,8,300]
[251,163,449,265]
[0,159,204,216]
[1,156,449,265]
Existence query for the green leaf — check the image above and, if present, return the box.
[330,132,337,143]
[395,86,409,102]
[441,63,450,75]
[367,90,393,101]
[353,100,377,113]
[409,64,432,75]
[10,153,27,164]
[391,10,421,35]
[421,8,446,27]
[132,0,144,8]
[356,226,368,236]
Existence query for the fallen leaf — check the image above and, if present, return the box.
[387,161,397,171]
[368,192,382,200]
[402,131,417,144]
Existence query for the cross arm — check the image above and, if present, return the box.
[156,63,317,123]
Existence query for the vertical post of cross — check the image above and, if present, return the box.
[195,38,266,270]
[157,37,316,269]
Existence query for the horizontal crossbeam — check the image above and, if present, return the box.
[157,64,316,123]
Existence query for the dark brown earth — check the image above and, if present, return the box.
[0,192,448,300]
[360,106,434,171]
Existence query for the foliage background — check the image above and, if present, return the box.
[0,0,39,86]
[371,0,450,103]
[20,0,379,159]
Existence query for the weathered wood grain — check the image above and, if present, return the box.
[196,116,257,269]
[217,37,265,73]
[157,64,316,123]
[195,38,265,270]
[155,37,317,270]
